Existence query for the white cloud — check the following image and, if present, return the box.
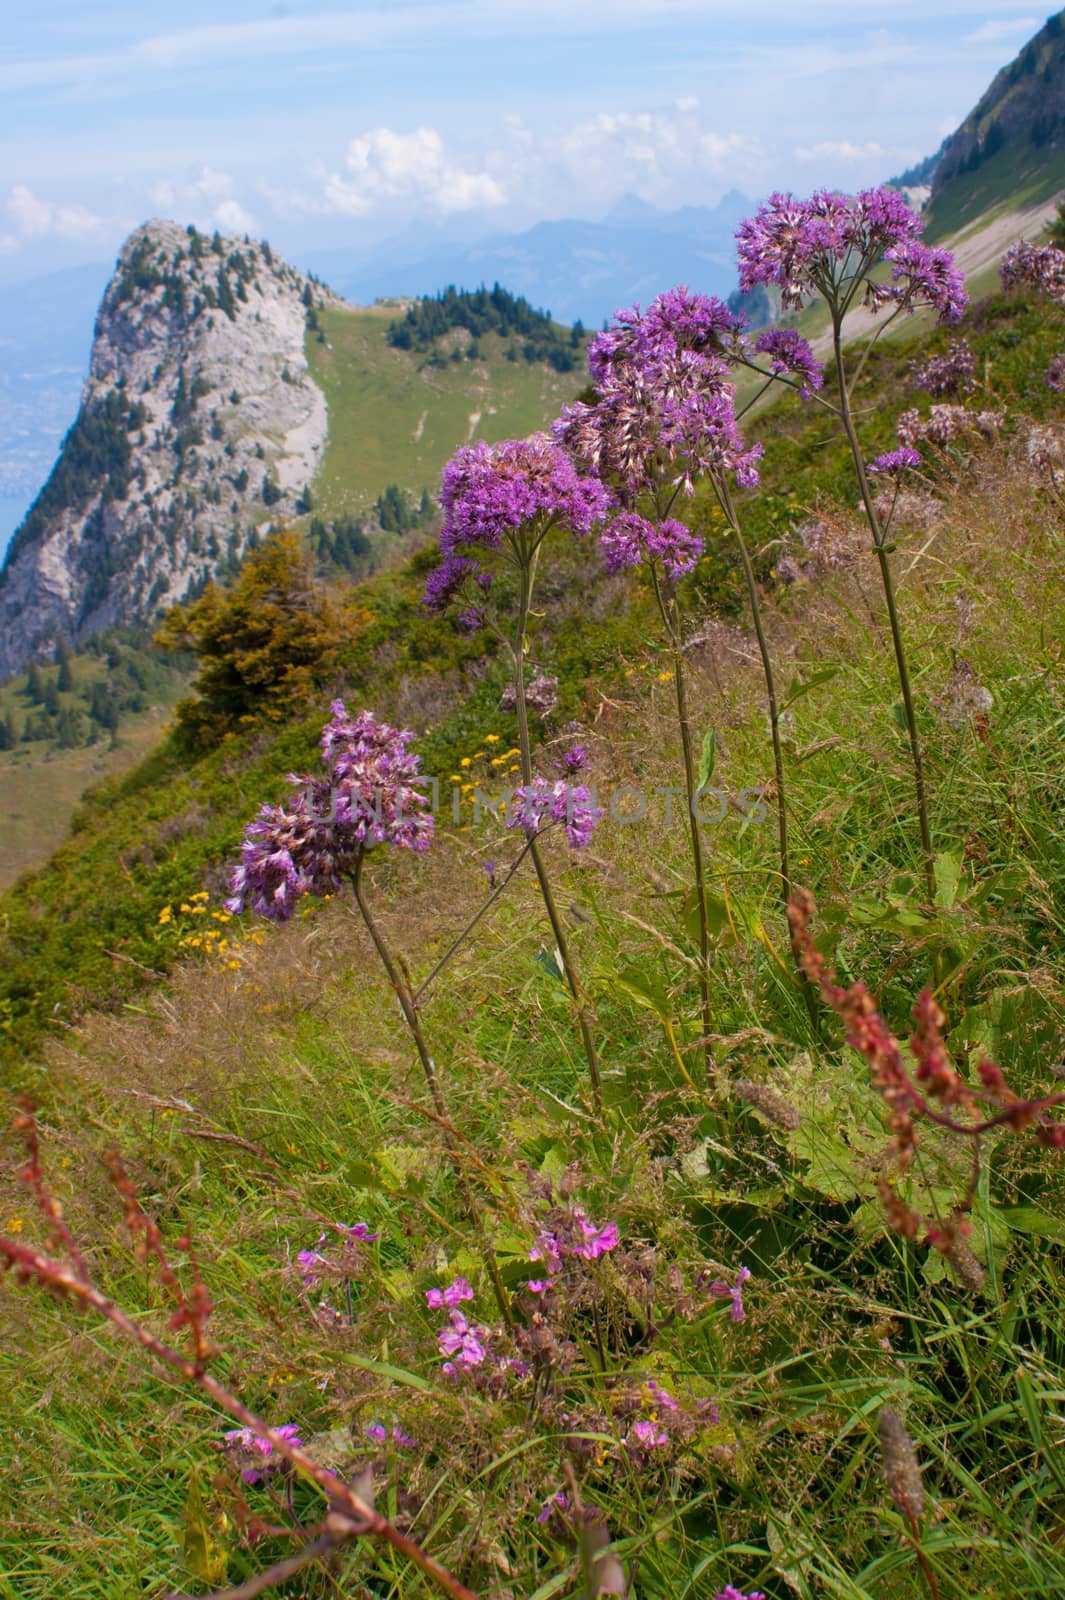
[213,198,258,233]
[148,166,259,234]
[794,138,884,161]
[0,184,100,253]
[322,126,505,216]
[964,15,1038,44]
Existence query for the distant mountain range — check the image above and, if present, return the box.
[304,190,751,329]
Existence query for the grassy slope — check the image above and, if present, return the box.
[1,338,1064,1594]
[0,309,580,888]
[0,650,189,890]
[306,307,587,519]
[924,139,1065,241]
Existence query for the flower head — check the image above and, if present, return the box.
[506,777,601,850]
[425,1276,475,1309]
[753,329,824,396]
[556,287,761,506]
[736,187,964,324]
[226,705,434,921]
[438,1309,488,1367]
[438,433,610,561]
[710,1264,750,1323]
[867,447,922,477]
[222,1423,302,1484]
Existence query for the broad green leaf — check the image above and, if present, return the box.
[780,665,839,712]
[998,1206,1065,1242]
[934,850,963,910]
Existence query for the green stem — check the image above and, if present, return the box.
[350,853,511,1325]
[717,482,791,906]
[832,316,936,902]
[649,563,716,1085]
[512,545,604,1114]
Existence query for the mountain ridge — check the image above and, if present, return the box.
[0,220,336,680]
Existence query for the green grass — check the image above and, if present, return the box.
[924,139,1065,242]
[306,307,588,519]
[1,429,1064,1593]
[2,282,1065,1597]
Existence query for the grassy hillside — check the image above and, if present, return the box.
[925,140,1065,241]
[306,306,588,521]
[0,312,1064,1594]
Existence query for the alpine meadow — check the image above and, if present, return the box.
[3,9,1065,1600]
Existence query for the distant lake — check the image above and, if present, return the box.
[0,493,30,562]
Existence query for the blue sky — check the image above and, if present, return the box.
[0,0,1049,284]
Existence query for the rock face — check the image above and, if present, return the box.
[0,219,339,679]
[932,13,1065,195]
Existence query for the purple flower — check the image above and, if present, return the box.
[736,188,964,325]
[710,1264,750,1323]
[753,329,824,396]
[392,1426,415,1447]
[884,239,967,323]
[632,1418,669,1449]
[867,447,922,477]
[296,1221,378,1285]
[646,1379,679,1411]
[425,1277,475,1309]
[525,1278,553,1294]
[438,1309,488,1367]
[713,1589,767,1600]
[226,705,435,921]
[1045,353,1065,394]
[506,778,601,850]
[422,553,488,615]
[438,434,611,562]
[599,511,705,578]
[537,1490,570,1524]
[223,1423,303,1484]
[365,1422,387,1442]
[560,745,587,774]
[557,287,761,508]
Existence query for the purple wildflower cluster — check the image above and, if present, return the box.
[295,1220,379,1286]
[556,288,763,528]
[1000,238,1065,303]
[910,338,975,398]
[226,702,433,922]
[364,1422,415,1448]
[867,447,922,479]
[599,512,704,578]
[753,328,825,396]
[714,1589,767,1600]
[505,776,601,850]
[222,1423,302,1484]
[736,187,966,323]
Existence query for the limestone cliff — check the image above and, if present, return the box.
[0,219,340,677]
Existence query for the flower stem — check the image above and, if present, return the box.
[350,853,511,1325]
[832,318,936,902]
[649,564,716,1085]
[512,549,604,1114]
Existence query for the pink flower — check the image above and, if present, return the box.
[425,1276,475,1309]
[632,1418,668,1448]
[574,1217,619,1260]
[437,1310,487,1367]
[710,1264,751,1323]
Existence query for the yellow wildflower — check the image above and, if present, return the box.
[5,1216,24,1234]
[484,733,500,743]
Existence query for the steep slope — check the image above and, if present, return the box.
[0,221,336,679]
[924,10,1065,237]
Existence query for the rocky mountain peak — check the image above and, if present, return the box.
[0,218,341,679]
